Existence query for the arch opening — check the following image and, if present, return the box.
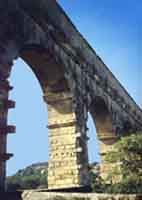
[89,96,119,181]
[89,96,115,145]
[8,58,49,177]
[87,113,100,165]
[7,45,72,190]
[6,46,91,190]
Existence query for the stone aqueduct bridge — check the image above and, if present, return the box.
[0,0,142,191]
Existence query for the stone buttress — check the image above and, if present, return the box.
[44,90,90,190]
[0,59,15,190]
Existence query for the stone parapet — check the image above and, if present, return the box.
[0,191,142,200]
[10,191,142,200]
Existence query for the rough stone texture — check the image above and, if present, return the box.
[1,191,141,200]
[0,0,142,191]
[0,62,15,190]
[22,192,142,200]
[45,91,89,189]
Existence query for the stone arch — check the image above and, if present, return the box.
[6,45,89,190]
[20,45,67,91]
[89,96,116,143]
[89,96,118,180]
[19,47,71,189]
[8,58,49,176]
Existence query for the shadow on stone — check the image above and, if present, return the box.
[44,186,92,193]
[0,191,22,200]
[1,191,142,200]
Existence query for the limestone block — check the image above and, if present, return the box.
[21,191,142,200]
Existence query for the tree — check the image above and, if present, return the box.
[105,133,142,193]
[6,166,48,191]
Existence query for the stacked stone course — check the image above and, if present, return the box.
[0,61,15,190]
[0,0,142,191]
[44,91,90,189]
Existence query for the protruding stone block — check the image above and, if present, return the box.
[0,81,13,91]
[4,100,15,109]
[0,125,16,134]
[0,153,13,161]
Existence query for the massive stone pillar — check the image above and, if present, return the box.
[90,97,120,182]
[0,61,15,190]
[97,122,121,183]
[97,109,122,183]
[98,133,118,182]
[44,90,90,190]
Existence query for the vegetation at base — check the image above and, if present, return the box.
[6,163,48,191]
[6,133,142,193]
[91,133,142,194]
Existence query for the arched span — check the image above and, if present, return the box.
[89,96,116,144]
[89,96,119,157]
[8,58,48,176]
[18,45,90,190]
[20,45,69,95]
[89,96,119,180]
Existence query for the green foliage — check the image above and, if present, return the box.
[90,171,105,193]
[91,133,142,194]
[104,133,142,193]
[7,165,48,191]
[6,134,142,193]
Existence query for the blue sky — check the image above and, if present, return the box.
[7,0,142,175]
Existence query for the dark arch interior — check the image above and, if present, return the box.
[20,46,69,94]
[90,96,115,145]
[91,97,109,116]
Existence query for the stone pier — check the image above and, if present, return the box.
[0,0,142,191]
[44,91,90,190]
[99,136,118,182]
[0,62,15,190]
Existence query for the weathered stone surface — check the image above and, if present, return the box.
[0,0,142,191]
[46,91,89,189]
[1,191,141,200]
